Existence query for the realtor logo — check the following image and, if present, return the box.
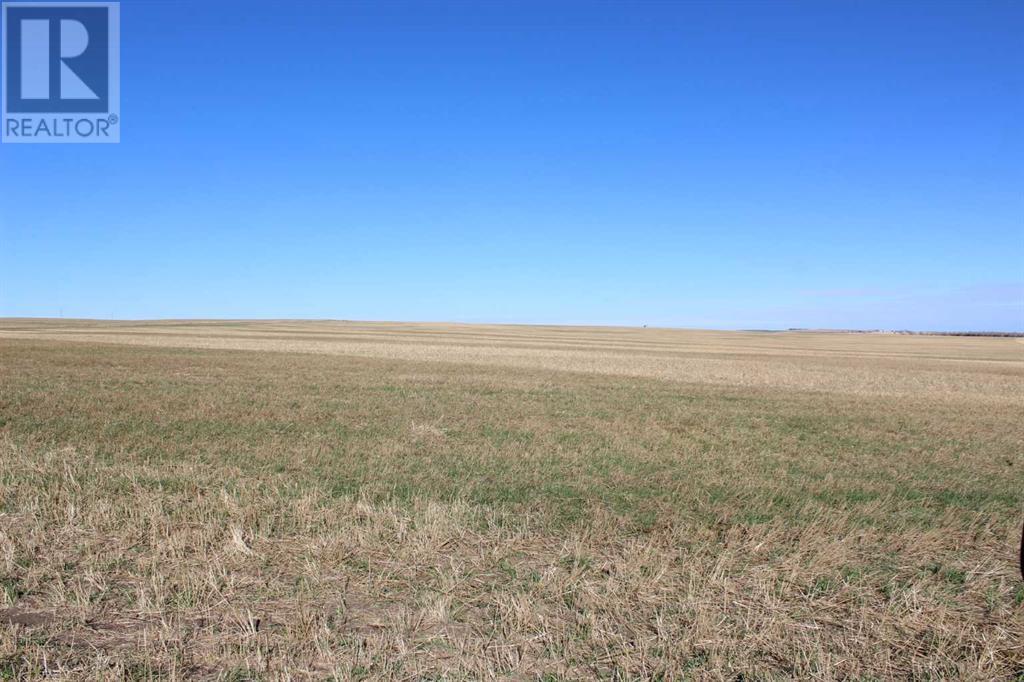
[2,1,119,142]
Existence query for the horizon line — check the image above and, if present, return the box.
[1,316,1021,337]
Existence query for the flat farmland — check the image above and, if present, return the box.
[0,320,1021,679]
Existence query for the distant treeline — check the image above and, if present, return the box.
[906,331,1024,338]
[785,328,1024,338]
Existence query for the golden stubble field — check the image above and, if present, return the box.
[0,319,1022,680]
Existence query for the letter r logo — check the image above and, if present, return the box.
[1,2,119,143]
[4,4,110,113]
[20,18,99,100]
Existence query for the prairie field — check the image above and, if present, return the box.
[0,319,1021,680]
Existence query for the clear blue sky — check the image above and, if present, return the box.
[2,0,1022,330]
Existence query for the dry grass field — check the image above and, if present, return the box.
[0,319,1022,680]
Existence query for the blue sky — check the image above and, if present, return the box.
[1,0,1022,330]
